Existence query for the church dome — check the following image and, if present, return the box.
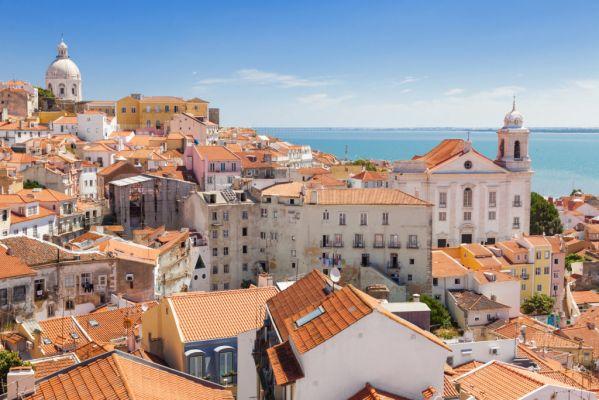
[45,40,81,80]
[503,97,524,128]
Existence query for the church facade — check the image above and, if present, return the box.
[390,101,532,247]
[45,40,82,102]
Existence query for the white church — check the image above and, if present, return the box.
[45,39,82,102]
[390,100,532,247]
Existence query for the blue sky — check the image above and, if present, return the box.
[2,0,599,127]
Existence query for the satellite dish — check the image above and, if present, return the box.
[329,267,341,284]
[141,303,149,312]
[14,316,22,324]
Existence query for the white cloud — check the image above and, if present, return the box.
[573,80,599,90]
[400,88,412,94]
[444,88,464,96]
[394,76,426,86]
[296,93,354,108]
[195,69,333,89]
[475,85,524,99]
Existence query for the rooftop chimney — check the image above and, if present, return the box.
[413,293,420,303]
[7,366,35,400]
[258,273,274,287]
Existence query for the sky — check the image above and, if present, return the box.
[2,0,599,127]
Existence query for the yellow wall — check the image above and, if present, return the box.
[116,97,208,131]
[458,247,483,270]
[39,111,72,124]
[116,97,141,131]
[531,244,552,297]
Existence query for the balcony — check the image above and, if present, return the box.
[320,240,331,248]
[388,241,401,249]
[513,224,521,229]
[407,242,419,249]
[332,241,344,248]
[513,201,522,207]
[353,241,365,248]
[373,241,385,249]
[387,261,401,270]
[520,274,530,280]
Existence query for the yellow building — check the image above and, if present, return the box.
[116,94,209,133]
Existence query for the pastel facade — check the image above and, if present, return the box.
[76,110,118,142]
[184,145,241,191]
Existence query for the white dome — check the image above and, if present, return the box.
[503,98,524,128]
[46,58,81,80]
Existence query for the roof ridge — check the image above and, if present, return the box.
[111,353,137,400]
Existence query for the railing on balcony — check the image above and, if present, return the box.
[373,241,385,248]
[320,240,331,248]
[387,261,401,270]
[332,241,344,248]
[520,274,529,280]
[353,240,365,248]
[407,242,419,249]
[513,201,522,207]
[388,241,401,248]
[513,223,521,229]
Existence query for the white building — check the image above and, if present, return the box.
[168,112,217,144]
[257,270,450,400]
[76,110,118,142]
[51,116,78,135]
[79,162,98,200]
[45,40,82,102]
[390,100,532,247]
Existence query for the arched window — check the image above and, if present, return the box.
[499,139,505,158]
[463,188,473,208]
[215,346,235,385]
[71,84,77,96]
[47,83,53,92]
[514,141,521,160]
[59,84,65,96]
[185,349,205,378]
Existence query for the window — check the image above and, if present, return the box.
[212,248,218,257]
[98,275,107,287]
[439,212,447,221]
[514,140,521,159]
[339,213,346,225]
[273,211,278,219]
[323,210,329,220]
[354,234,364,248]
[513,217,520,228]
[64,275,75,287]
[224,264,230,273]
[360,213,368,226]
[223,230,229,239]
[66,299,75,310]
[454,278,461,285]
[513,195,522,207]
[212,212,218,221]
[223,283,230,290]
[188,353,204,378]
[382,212,389,225]
[13,286,26,303]
[407,274,413,281]
[260,232,266,240]
[463,188,473,207]
[242,263,248,272]
[0,289,7,306]
[488,211,496,220]
[439,192,447,208]
[165,105,170,112]
[242,211,248,220]
[212,284,218,291]
[433,278,438,286]
[521,283,526,290]
[219,351,234,384]
[409,258,415,265]
[131,107,136,113]
[223,211,229,221]
[544,267,550,274]
[537,284,542,292]
[212,265,218,274]
[242,227,248,236]
[211,230,218,239]
[535,267,541,275]
[544,251,550,259]
[242,245,247,254]
[261,208,267,218]
[463,211,471,221]
[489,191,497,208]
[223,247,229,256]
[408,235,418,249]
[464,160,473,169]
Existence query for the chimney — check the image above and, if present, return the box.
[257,273,273,287]
[0,107,7,122]
[413,293,420,302]
[309,190,318,204]
[7,366,35,400]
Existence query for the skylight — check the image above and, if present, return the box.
[88,319,99,327]
[70,332,79,339]
[42,338,52,345]
[295,306,325,328]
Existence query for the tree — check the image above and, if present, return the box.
[350,159,377,171]
[571,189,583,196]
[419,294,452,328]
[0,350,28,393]
[23,180,45,189]
[565,253,584,272]
[522,293,555,315]
[530,192,562,235]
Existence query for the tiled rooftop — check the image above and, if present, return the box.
[266,341,304,386]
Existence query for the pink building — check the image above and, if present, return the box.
[184,145,241,190]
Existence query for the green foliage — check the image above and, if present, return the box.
[35,86,54,99]
[434,326,460,340]
[349,159,377,171]
[419,294,452,328]
[522,293,555,315]
[565,253,584,272]
[240,279,253,289]
[530,192,563,235]
[571,189,583,196]
[0,350,28,393]
[23,180,45,189]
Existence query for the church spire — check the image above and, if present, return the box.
[57,37,68,59]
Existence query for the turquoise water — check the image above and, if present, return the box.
[255,127,599,197]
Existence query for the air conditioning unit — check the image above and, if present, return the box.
[125,274,134,282]
[490,346,500,355]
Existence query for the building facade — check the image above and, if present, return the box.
[45,40,82,102]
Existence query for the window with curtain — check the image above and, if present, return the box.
[219,351,234,384]
[188,353,204,378]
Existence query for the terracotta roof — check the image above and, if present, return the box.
[25,351,234,400]
[351,170,388,182]
[261,181,304,198]
[30,354,78,379]
[0,236,109,267]
[75,303,157,344]
[452,360,485,377]
[10,207,54,225]
[0,247,36,279]
[456,361,584,400]
[348,383,410,400]
[74,341,114,361]
[267,270,331,341]
[516,344,564,372]
[572,290,599,305]
[33,316,92,356]
[266,341,304,386]
[560,324,599,357]
[494,319,583,349]
[167,286,278,342]
[462,243,494,258]
[310,188,429,206]
[412,139,492,169]
[18,188,74,202]
[522,235,551,247]
[450,290,510,311]
[305,174,346,189]
[195,145,241,161]
[97,160,139,177]
[471,270,518,285]
[297,167,329,176]
[443,375,459,398]
[432,251,468,278]
[53,116,78,125]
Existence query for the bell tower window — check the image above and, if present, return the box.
[499,139,504,158]
[514,140,521,160]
